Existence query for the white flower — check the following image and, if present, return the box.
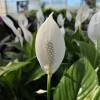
[13,28,23,47]
[1,16,23,46]
[88,11,100,46]
[21,26,33,45]
[57,14,65,36]
[66,9,72,22]
[35,13,65,74]
[57,14,65,27]
[36,9,45,29]
[1,16,17,35]
[18,14,33,45]
[36,89,47,94]
[75,4,92,32]
[18,14,28,28]
[60,27,65,36]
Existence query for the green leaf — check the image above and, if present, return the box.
[78,41,100,68]
[31,68,45,81]
[72,31,85,41]
[54,58,100,100]
[24,32,36,58]
[0,59,30,76]
[27,66,45,82]
[92,87,100,100]
[79,41,96,67]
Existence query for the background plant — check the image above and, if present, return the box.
[0,7,100,100]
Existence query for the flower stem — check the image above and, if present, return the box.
[47,65,52,100]
[94,41,98,68]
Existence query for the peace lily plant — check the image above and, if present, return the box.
[1,5,100,100]
[1,16,23,46]
[66,9,72,22]
[18,14,33,45]
[36,8,45,30]
[1,14,33,46]
[57,14,65,36]
[18,13,28,28]
[35,12,65,100]
[75,4,92,32]
[88,11,100,49]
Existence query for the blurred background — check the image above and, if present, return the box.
[0,1,100,100]
[0,0,99,16]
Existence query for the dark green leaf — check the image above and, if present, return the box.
[79,41,96,67]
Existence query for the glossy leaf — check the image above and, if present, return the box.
[78,41,100,68]
[0,60,30,76]
[28,66,45,82]
[54,58,100,100]
[78,41,96,67]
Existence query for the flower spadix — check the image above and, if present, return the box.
[88,11,100,46]
[35,13,65,74]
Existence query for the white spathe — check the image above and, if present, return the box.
[60,26,65,36]
[35,13,65,74]
[18,14,33,45]
[57,13,65,27]
[36,9,45,29]
[57,13,65,36]
[36,89,47,94]
[1,16,23,46]
[66,9,72,22]
[18,14,28,28]
[1,16,17,35]
[75,4,92,32]
[21,26,33,45]
[88,11,100,45]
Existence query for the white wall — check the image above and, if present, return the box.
[28,0,41,10]
[0,0,6,15]
[6,0,71,16]
[6,0,40,15]
[6,0,17,14]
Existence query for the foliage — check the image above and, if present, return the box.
[0,8,100,100]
